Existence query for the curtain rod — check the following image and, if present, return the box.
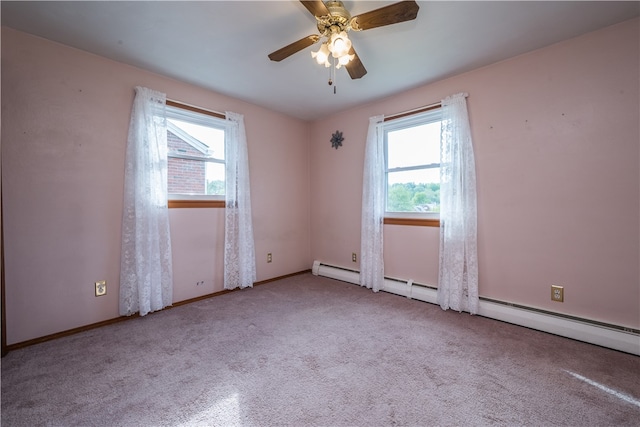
[384,101,441,122]
[166,99,226,119]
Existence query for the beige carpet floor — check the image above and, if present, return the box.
[2,273,639,426]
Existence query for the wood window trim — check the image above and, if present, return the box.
[384,217,440,227]
[168,200,225,209]
[166,99,225,119]
[384,103,441,122]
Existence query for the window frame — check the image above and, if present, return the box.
[382,107,442,227]
[165,101,227,209]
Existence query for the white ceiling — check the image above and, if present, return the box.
[2,1,638,121]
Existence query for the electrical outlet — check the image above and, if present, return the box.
[267,253,272,263]
[95,280,107,297]
[352,252,357,262]
[551,285,564,302]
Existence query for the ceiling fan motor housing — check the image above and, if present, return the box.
[316,1,352,35]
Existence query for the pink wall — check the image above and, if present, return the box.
[1,27,311,344]
[310,18,639,329]
[2,18,638,345]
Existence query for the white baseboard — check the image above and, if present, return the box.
[312,261,640,356]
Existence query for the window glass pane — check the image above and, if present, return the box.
[387,168,440,213]
[168,157,206,194]
[387,121,440,169]
[206,162,225,196]
[166,106,226,199]
[168,118,224,160]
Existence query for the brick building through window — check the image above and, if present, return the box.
[167,127,207,194]
[166,105,226,198]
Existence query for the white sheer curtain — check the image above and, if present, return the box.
[119,86,173,316]
[360,115,385,292]
[437,93,479,314]
[224,111,256,290]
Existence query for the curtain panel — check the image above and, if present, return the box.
[119,86,173,316]
[360,115,386,292]
[224,112,256,290]
[437,93,479,314]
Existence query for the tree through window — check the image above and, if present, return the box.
[383,108,442,217]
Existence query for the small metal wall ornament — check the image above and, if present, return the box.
[330,130,344,149]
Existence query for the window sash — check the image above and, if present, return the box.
[165,104,227,201]
[387,163,439,173]
[167,153,225,164]
[166,105,226,128]
[383,108,442,217]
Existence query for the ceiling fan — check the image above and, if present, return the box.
[268,0,420,80]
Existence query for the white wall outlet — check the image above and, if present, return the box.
[95,280,107,297]
[551,285,564,302]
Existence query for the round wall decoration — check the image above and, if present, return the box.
[331,130,344,149]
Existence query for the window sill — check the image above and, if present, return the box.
[384,217,440,227]
[168,200,225,209]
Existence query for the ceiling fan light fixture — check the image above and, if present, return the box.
[311,42,331,65]
[337,53,354,67]
[328,31,351,58]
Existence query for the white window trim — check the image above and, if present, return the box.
[166,105,227,129]
[384,211,440,220]
[168,193,225,201]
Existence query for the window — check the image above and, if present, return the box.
[166,103,226,208]
[383,108,442,224]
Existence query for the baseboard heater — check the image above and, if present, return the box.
[312,260,640,356]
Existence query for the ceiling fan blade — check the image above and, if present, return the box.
[300,0,330,17]
[268,35,320,62]
[345,47,367,79]
[351,1,419,31]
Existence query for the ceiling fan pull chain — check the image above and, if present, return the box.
[334,60,338,94]
[331,56,337,94]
